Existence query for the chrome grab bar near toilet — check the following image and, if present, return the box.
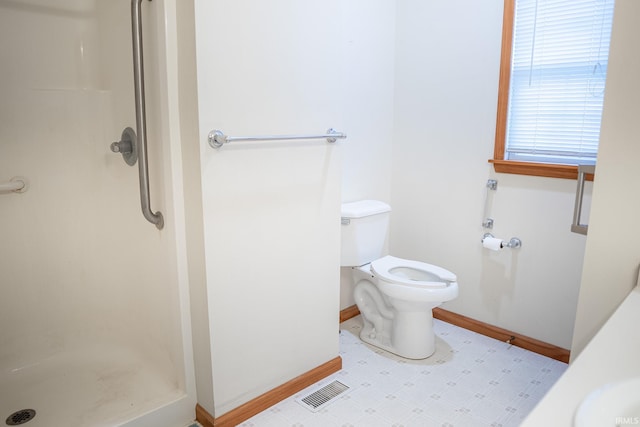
[111,0,163,229]
[571,164,595,235]
[207,129,347,149]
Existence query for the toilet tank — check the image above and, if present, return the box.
[341,200,391,266]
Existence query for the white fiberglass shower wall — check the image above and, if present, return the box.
[0,1,195,426]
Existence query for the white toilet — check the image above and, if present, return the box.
[341,200,459,359]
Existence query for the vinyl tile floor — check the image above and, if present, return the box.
[240,315,568,427]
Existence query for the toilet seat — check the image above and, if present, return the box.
[371,255,457,289]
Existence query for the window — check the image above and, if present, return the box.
[492,0,615,179]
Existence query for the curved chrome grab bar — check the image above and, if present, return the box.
[131,0,163,229]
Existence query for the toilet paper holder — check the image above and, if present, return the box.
[482,233,522,249]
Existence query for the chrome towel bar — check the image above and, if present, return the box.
[208,128,347,149]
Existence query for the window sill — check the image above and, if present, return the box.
[489,159,594,181]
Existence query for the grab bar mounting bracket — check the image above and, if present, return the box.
[110,127,138,166]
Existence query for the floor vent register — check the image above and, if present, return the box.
[296,380,351,412]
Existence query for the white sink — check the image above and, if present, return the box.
[575,377,640,426]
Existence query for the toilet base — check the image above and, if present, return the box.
[359,309,436,360]
[352,269,446,360]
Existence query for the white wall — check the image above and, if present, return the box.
[337,0,397,309]
[193,0,350,416]
[389,0,587,349]
[175,0,215,415]
[339,1,396,203]
[571,0,640,357]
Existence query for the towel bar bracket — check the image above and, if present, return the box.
[0,176,28,193]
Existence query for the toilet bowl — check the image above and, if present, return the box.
[372,255,458,302]
[353,255,458,359]
[341,200,459,359]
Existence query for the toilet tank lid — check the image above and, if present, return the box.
[341,200,391,218]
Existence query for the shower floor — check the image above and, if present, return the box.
[0,343,184,427]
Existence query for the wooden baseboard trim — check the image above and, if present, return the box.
[340,304,569,363]
[196,356,342,427]
[195,404,215,427]
[433,307,570,363]
[339,304,361,323]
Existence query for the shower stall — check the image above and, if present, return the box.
[0,0,196,426]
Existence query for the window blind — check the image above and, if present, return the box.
[505,0,615,165]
